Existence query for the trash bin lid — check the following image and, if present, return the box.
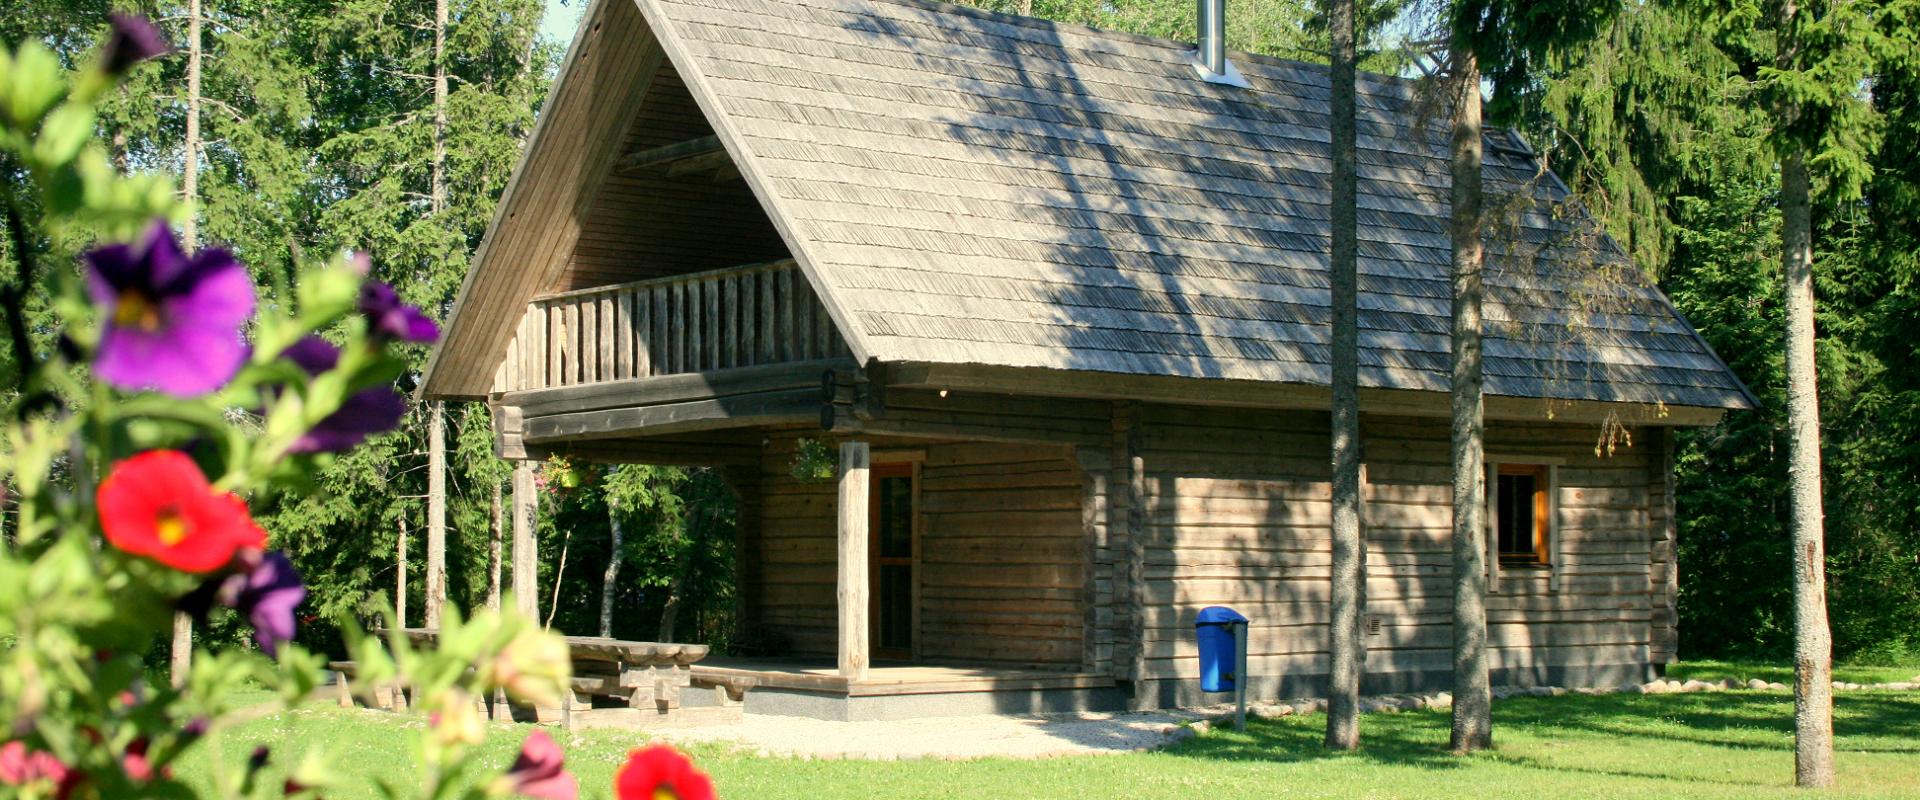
[1195,605,1248,626]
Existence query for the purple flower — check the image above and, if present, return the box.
[174,551,305,656]
[280,336,405,454]
[358,281,439,344]
[102,15,171,77]
[491,731,578,800]
[235,552,305,655]
[85,222,254,397]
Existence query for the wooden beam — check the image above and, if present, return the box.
[501,358,854,418]
[526,440,761,467]
[663,148,734,178]
[614,134,722,173]
[837,441,871,679]
[883,362,1729,427]
[511,461,539,619]
[491,403,527,460]
[522,389,819,442]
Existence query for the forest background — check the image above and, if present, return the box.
[2,0,1915,666]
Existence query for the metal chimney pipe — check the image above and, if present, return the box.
[1191,0,1248,87]
[1197,0,1226,77]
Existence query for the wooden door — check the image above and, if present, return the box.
[869,462,917,661]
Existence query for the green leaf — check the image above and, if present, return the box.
[32,103,93,167]
[5,42,65,127]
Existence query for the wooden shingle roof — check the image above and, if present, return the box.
[424,0,1754,411]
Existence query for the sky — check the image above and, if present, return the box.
[539,0,586,45]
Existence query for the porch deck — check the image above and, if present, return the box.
[689,658,1123,720]
[692,657,1115,697]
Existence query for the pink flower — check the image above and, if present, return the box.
[493,731,577,800]
[0,741,70,792]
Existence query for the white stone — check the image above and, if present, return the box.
[1747,679,1769,690]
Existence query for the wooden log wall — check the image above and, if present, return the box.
[494,260,850,393]
[1128,404,1660,687]
[1648,428,1679,664]
[917,442,1084,666]
[748,433,1086,667]
[752,433,840,655]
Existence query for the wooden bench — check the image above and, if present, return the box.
[556,637,709,713]
[381,629,720,728]
[328,660,410,711]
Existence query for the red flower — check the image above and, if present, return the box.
[97,451,265,573]
[615,745,713,800]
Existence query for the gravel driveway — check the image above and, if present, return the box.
[649,709,1213,760]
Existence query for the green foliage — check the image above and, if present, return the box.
[1530,0,1920,660]
[0,32,575,796]
[535,464,737,646]
[184,682,1920,799]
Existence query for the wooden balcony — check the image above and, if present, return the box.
[494,259,851,394]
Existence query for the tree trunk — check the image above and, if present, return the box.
[545,527,570,630]
[426,402,446,628]
[659,508,706,643]
[1447,46,1491,754]
[599,507,624,637]
[169,613,191,687]
[181,0,202,251]
[172,1,204,684]
[1324,0,1364,752]
[396,514,409,627]
[432,0,449,216]
[488,478,503,611]
[1782,147,1835,788]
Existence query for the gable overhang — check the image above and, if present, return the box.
[422,0,663,399]
[880,362,1731,428]
[421,0,877,400]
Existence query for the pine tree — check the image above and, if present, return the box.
[1322,0,1365,752]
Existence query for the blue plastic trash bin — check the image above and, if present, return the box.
[1195,605,1248,693]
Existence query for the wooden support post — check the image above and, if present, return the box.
[837,440,871,680]
[1122,405,1148,708]
[426,401,447,629]
[512,461,539,620]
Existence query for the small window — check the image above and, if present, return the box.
[1495,464,1550,566]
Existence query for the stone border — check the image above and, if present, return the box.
[1164,674,1920,745]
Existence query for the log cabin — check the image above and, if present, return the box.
[419,0,1755,719]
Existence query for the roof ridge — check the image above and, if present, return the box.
[857,0,1427,93]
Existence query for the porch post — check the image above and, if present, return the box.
[837,441,871,679]
[511,460,539,620]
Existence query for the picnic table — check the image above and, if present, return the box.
[353,629,718,728]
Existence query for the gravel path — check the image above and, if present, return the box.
[649,709,1214,760]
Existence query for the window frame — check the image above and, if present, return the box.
[1495,463,1551,567]
[1484,458,1560,594]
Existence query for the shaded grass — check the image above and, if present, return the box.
[181,688,1920,799]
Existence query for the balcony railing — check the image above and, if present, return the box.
[495,259,850,393]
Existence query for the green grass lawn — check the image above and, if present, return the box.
[1667,659,1920,687]
[180,684,1920,799]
